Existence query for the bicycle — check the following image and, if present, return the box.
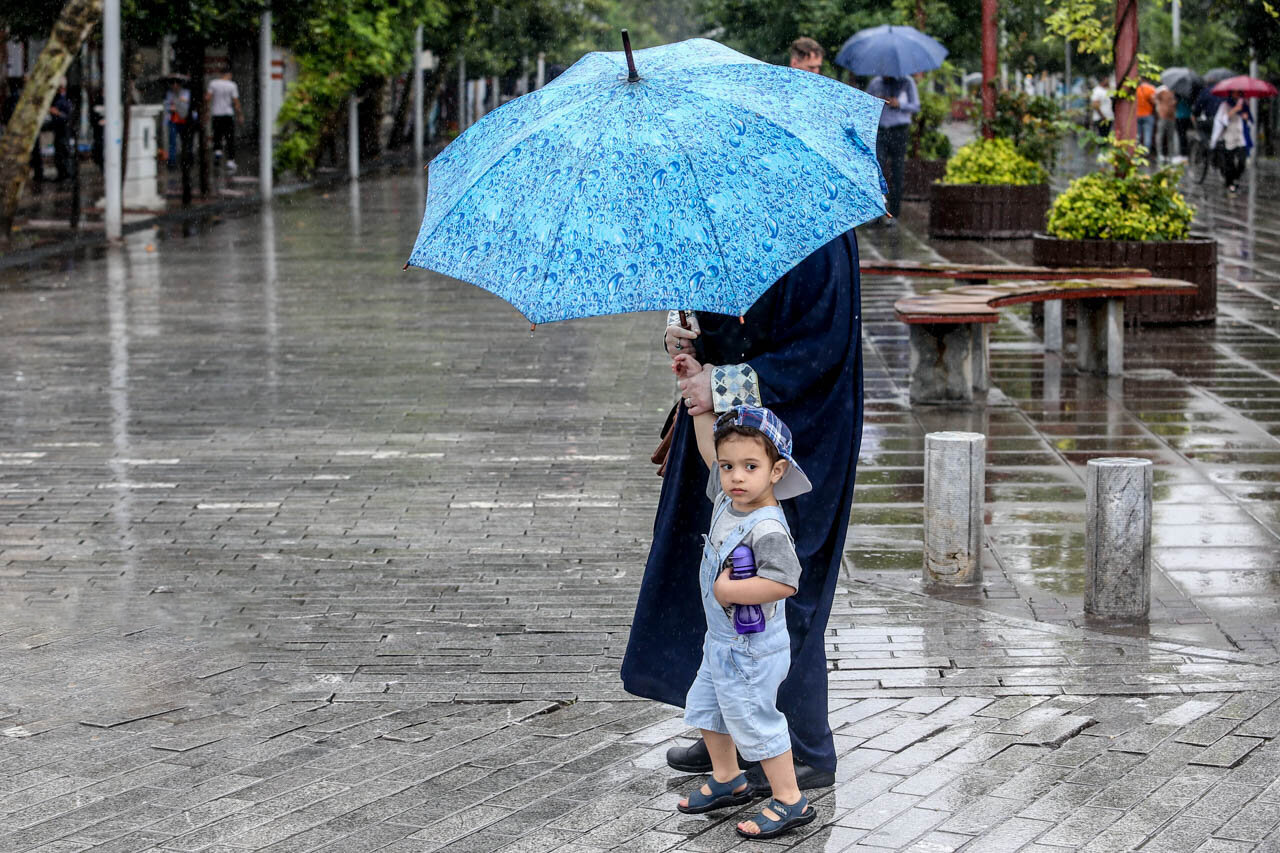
[1187,119,1216,184]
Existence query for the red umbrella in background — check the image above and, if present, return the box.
[1210,76,1278,98]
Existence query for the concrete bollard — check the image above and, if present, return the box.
[1084,457,1152,620]
[923,431,985,586]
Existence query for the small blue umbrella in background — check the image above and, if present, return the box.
[834,24,948,78]
[407,34,886,325]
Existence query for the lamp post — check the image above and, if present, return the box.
[981,0,997,137]
[104,0,122,240]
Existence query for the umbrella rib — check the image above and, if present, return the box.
[641,85,735,311]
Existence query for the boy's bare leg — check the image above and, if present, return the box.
[678,730,746,808]
[738,750,807,835]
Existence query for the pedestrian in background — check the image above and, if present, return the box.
[1154,84,1178,162]
[1090,76,1113,137]
[48,80,74,183]
[164,78,193,169]
[1175,90,1192,161]
[865,73,919,225]
[206,70,242,172]
[1135,77,1156,151]
[787,37,823,74]
[1210,92,1250,193]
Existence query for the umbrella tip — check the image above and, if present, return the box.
[402,262,410,271]
[621,29,640,83]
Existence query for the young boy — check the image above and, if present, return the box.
[671,353,817,840]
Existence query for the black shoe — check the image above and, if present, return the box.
[665,739,750,774]
[745,759,835,797]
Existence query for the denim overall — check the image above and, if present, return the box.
[682,498,794,762]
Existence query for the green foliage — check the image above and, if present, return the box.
[1046,137,1194,240]
[273,0,447,178]
[912,85,951,161]
[941,138,1048,186]
[697,0,899,66]
[1047,0,1278,75]
[976,90,1069,170]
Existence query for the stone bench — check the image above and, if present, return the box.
[894,277,1200,403]
[860,259,1150,286]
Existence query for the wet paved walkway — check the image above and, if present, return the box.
[2,160,1280,851]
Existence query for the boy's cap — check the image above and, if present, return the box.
[713,405,813,500]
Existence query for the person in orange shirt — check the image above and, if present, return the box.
[1135,78,1156,151]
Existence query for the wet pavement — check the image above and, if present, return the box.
[856,150,1280,657]
[2,156,1280,851]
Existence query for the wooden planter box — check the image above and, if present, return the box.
[928,183,1050,239]
[1031,234,1217,324]
[903,159,947,202]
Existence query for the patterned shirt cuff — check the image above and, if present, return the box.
[711,363,761,413]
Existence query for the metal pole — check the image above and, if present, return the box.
[457,55,467,130]
[536,52,545,90]
[1064,40,1072,104]
[981,0,997,137]
[259,11,272,198]
[1172,0,1180,53]
[104,0,123,240]
[348,96,359,179]
[1250,49,1259,157]
[413,25,424,160]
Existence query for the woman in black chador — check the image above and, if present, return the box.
[621,228,864,792]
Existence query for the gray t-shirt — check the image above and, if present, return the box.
[706,472,802,619]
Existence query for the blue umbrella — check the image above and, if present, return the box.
[835,25,948,78]
[407,36,886,324]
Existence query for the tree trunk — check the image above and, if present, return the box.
[0,0,102,244]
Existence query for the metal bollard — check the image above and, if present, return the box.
[1084,457,1152,620]
[923,431,985,586]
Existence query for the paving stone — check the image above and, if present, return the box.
[1033,805,1124,847]
[1106,724,1183,755]
[1175,716,1241,747]
[836,791,922,830]
[1139,815,1220,852]
[1214,799,1280,842]
[1188,736,1266,768]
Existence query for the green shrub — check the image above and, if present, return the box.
[972,91,1069,170]
[1046,166,1194,241]
[941,138,1047,186]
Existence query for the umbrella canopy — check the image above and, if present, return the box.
[1160,67,1201,98]
[408,38,886,324]
[834,24,948,78]
[1211,75,1278,98]
[1203,68,1239,86]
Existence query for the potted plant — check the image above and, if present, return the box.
[1032,140,1216,323]
[902,87,952,202]
[928,137,1050,238]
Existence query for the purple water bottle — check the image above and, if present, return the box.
[728,545,766,634]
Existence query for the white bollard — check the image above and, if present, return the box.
[923,431,985,586]
[1084,458,1152,620]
